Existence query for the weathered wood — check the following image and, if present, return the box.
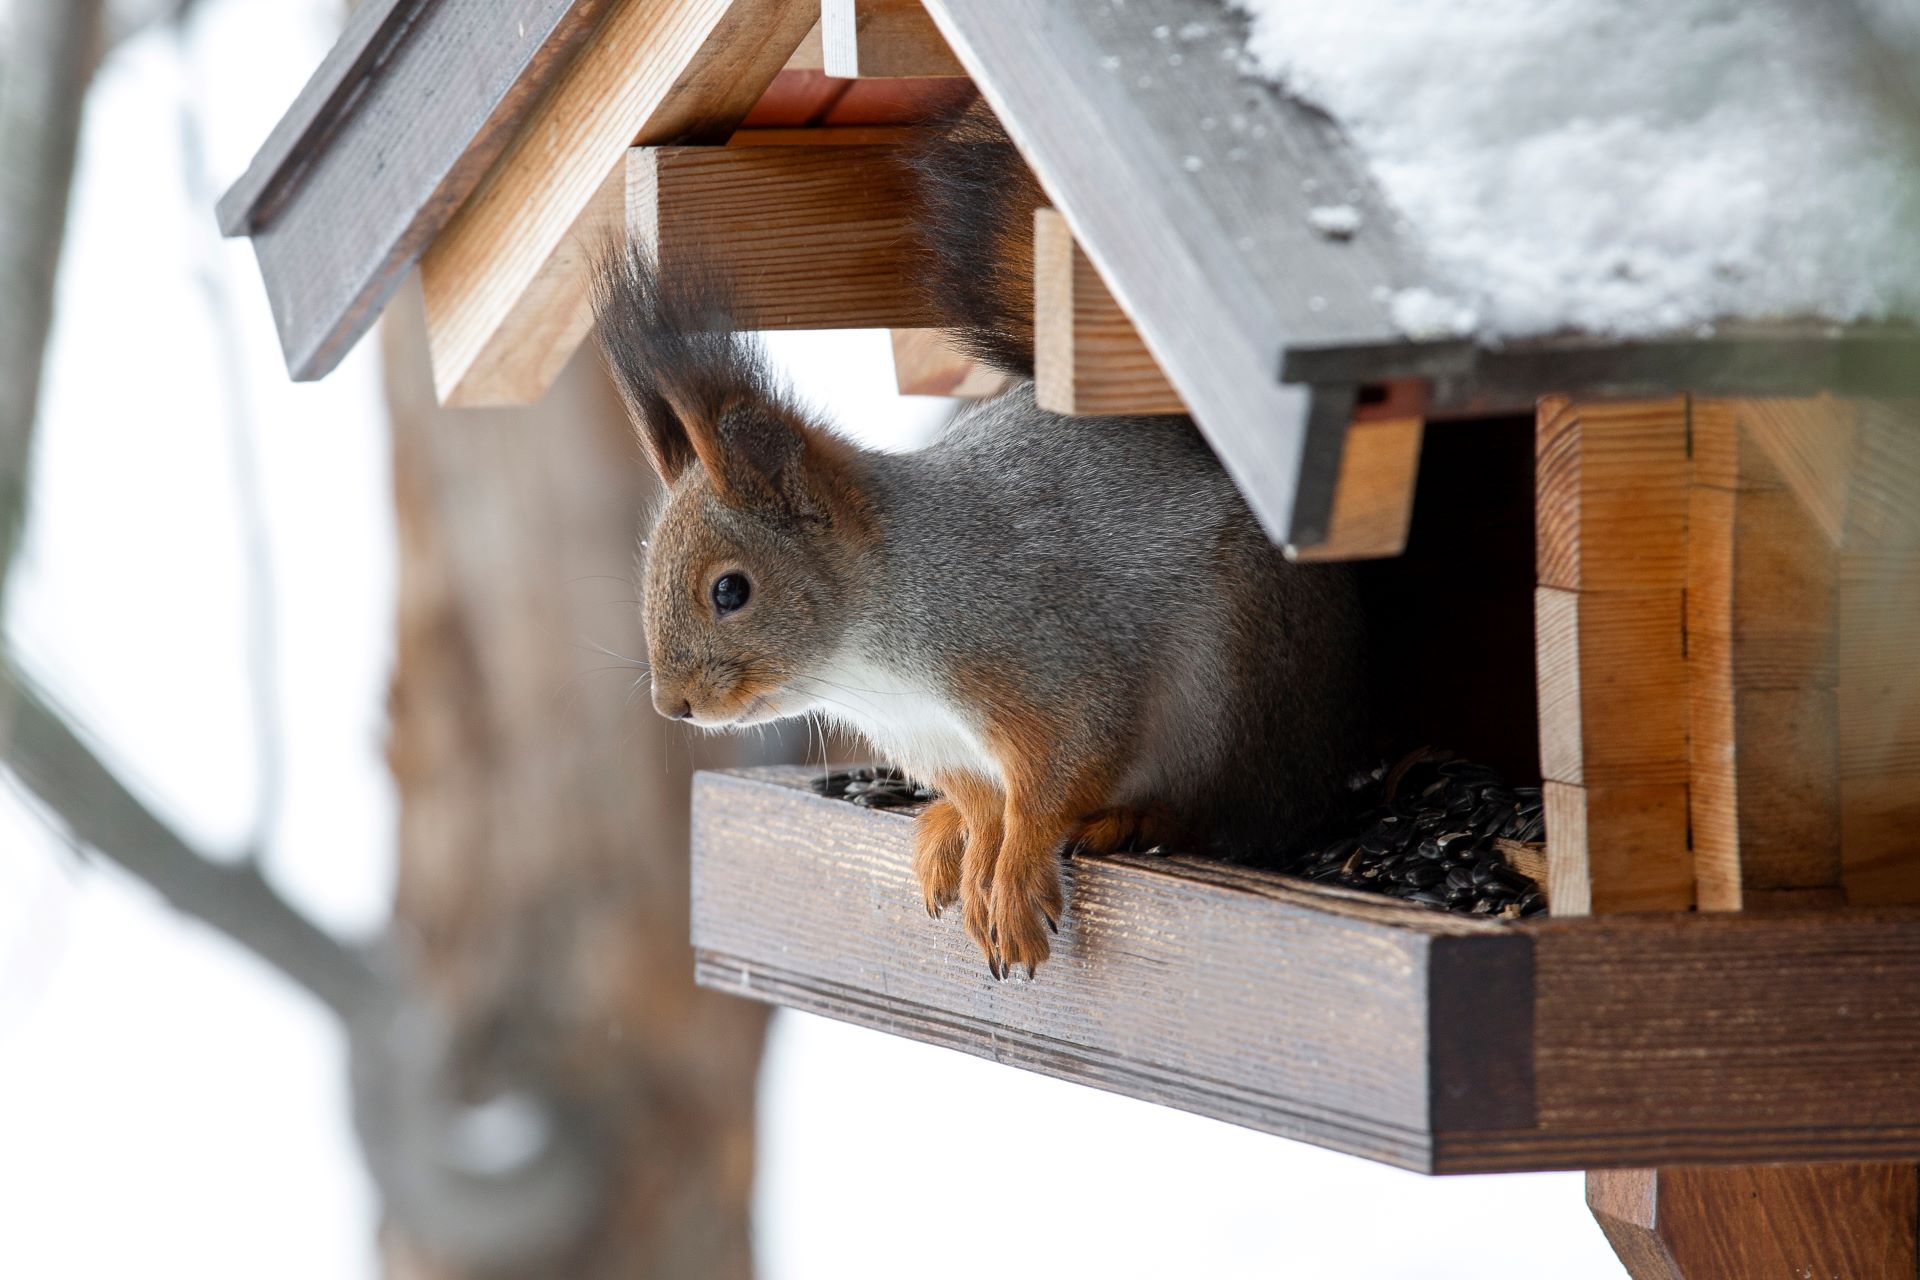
[226,0,612,381]
[890,329,1008,397]
[1535,396,1691,593]
[821,0,967,77]
[1837,402,1920,904]
[1535,397,1694,914]
[418,0,816,407]
[627,146,940,330]
[1588,1165,1918,1279]
[1688,400,1844,911]
[1032,208,1185,416]
[694,768,1920,1173]
[919,0,1433,545]
[1286,415,1424,563]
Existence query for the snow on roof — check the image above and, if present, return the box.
[1228,0,1920,341]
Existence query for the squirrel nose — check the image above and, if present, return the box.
[652,684,693,721]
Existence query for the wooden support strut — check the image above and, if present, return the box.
[626,144,939,331]
[820,0,967,78]
[1033,208,1423,561]
[418,0,818,408]
[889,329,1007,397]
[1545,394,1920,1277]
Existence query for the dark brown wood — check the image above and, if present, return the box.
[692,768,1920,1174]
[225,0,613,380]
[1588,1165,1918,1280]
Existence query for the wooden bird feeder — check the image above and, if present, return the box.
[224,0,1920,1273]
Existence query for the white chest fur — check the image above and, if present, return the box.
[800,649,1000,784]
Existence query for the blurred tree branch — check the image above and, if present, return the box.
[0,664,385,1018]
[0,0,104,600]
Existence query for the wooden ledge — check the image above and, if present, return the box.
[693,767,1920,1174]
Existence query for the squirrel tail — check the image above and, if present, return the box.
[906,102,1048,379]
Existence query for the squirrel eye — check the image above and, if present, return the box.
[711,572,751,615]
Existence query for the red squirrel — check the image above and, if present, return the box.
[594,108,1369,980]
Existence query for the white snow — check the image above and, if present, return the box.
[1227,0,1920,339]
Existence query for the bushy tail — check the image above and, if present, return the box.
[905,102,1049,378]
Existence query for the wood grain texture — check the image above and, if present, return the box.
[1588,1165,1918,1280]
[694,769,1920,1172]
[628,145,940,329]
[419,0,817,407]
[890,328,1008,397]
[821,0,967,77]
[1032,208,1185,416]
[232,0,613,382]
[919,0,1433,544]
[1535,396,1691,592]
[1288,416,1425,563]
[1836,402,1920,904]
[1689,400,1846,910]
[1535,398,1695,915]
[1541,780,1692,917]
[1535,587,1688,789]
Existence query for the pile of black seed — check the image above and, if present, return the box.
[809,756,1547,919]
[1284,756,1547,917]
[810,765,936,809]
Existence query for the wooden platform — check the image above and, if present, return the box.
[693,768,1920,1175]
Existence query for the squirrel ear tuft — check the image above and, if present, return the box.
[592,241,796,492]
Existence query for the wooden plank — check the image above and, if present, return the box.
[627,146,940,330]
[1032,208,1185,416]
[1588,1165,1918,1280]
[919,0,1432,544]
[227,0,612,381]
[785,18,825,70]
[821,0,967,77]
[1541,781,1692,917]
[1535,587,1689,789]
[691,769,1508,1173]
[1688,400,1845,910]
[695,769,1920,1173]
[1535,396,1691,592]
[1535,397,1694,915]
[890,329,1008,397]
[418,0,817,407]
[1837,409,1920,903]
[1286,414,1425,563]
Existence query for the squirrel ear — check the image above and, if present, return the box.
[695,398,821,515]
[622,383,701,484]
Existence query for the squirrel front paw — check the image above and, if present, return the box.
[912,798,966,917]
[978,839,1063,981]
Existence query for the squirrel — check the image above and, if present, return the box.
[593,106,1369,980]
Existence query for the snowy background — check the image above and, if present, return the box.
[0,3,1626,1276]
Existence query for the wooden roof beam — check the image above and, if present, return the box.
[626,144,940,330]
[418,0,818,407]
[820,0,967,78]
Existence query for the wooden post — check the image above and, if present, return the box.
[1574,397,1920,1278]
[1534,396,1694,915]
[1687,400,1845,910]
[821,0,967,77]
[1588,1165,1918,1280]
[419,0,816,407]
[1032,208,1185,416]
[890,328,1007,397]
[626,145,939,330]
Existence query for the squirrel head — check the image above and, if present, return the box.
[595,244,873,728]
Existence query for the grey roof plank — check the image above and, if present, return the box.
[921,0,1440,542]
[221,0,612,381]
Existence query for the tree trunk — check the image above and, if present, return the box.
[380,280,768,1279]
